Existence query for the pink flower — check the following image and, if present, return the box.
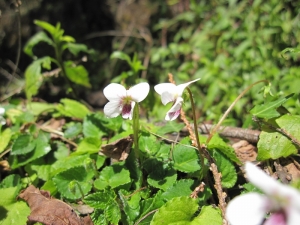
[226,162,300,225]
[154,78,200,121]
[103,82,149,120]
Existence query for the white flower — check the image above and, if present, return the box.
[154,78,200,121]
[0,107,6,125]
[103,82,149,120]
[226,162,300,225]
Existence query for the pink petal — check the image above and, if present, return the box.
[165,97,183,121]
[264,211,286,225]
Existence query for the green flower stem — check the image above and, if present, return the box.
[186,87,205,172]
[132,103,140,161]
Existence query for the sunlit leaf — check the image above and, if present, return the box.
[213,150,237,188]
[53,166,94,200]
[257,115,300,160]
[173,145,201,173]
[64,61,91,87]
[94,163,131,190]
[23,31,53,58]
[250,94,293,119]
[11,134,36,155]
[56,98,90,119]
[0,128,12,154]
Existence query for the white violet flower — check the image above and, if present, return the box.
[154,78,200,121]
[226,162,300,225]
[103,82,149,120]
[0,107,6,125]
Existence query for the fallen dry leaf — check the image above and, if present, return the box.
[100,135,133,161]
[18,185,93,225]
[232,140,257,162]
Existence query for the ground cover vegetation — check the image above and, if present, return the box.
[1,0,300,224]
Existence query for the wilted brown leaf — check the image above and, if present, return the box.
[100,135,133,161]
[18,185,93,225]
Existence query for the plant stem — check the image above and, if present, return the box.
[54,41,79,99]
[186,87,205,170]
[132,103,140,161]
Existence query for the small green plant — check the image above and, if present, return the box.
[23,20,94,101]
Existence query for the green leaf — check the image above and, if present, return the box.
[0,187,31,225]
[56,98,90,119]
[9,131,51,169]
[60,35,75,43]
[250,94,293,119]
[83,114,106,138]
[41,180,58,195]
[94,163,131,190]
[144,159,177,191]
[213,150,237,188]
[192,205,222,225]
[91,209,107,225]
[52,166,94,200]
[156,121,185,136]
[151,196,198,225]
[72,137,101,155]
[84,189,116,209]
[51,154,91,176]
[30,164,52,181]
[173,145,201,173]
[110,51,131,64]
[26,102,55,116]
[34,20,57,36]
[0,174,21,189]
[207,134,241,164]
[66,43,90,56]
[0,128,12,154]
[25,56,52,100]
[162,179,196,201]
[119,189,141,223]
[257,115,300,160]
[11,134,36,155]
[64,61,91,87]
[23,31,53,57]
[139,134,160,156]
[105,200,121,225]
[64,122,82,138]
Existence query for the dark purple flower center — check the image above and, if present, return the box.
[122,103,132,117]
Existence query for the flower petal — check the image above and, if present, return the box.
[154,83,177,95]
[286,206,300,225]
[128,82,150,102]
[103,83,126,101]
[165,97,183,121]
[226,193,269,225]
[264,212,286,225]
[104,101,122,118]
[0,107,5,115]
[161,91,176,105]
[245,162,299,200]
[122,101,135,120]
[175,78,200,96]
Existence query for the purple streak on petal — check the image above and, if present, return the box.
[264,211,286,225]
[122,103,132,119]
